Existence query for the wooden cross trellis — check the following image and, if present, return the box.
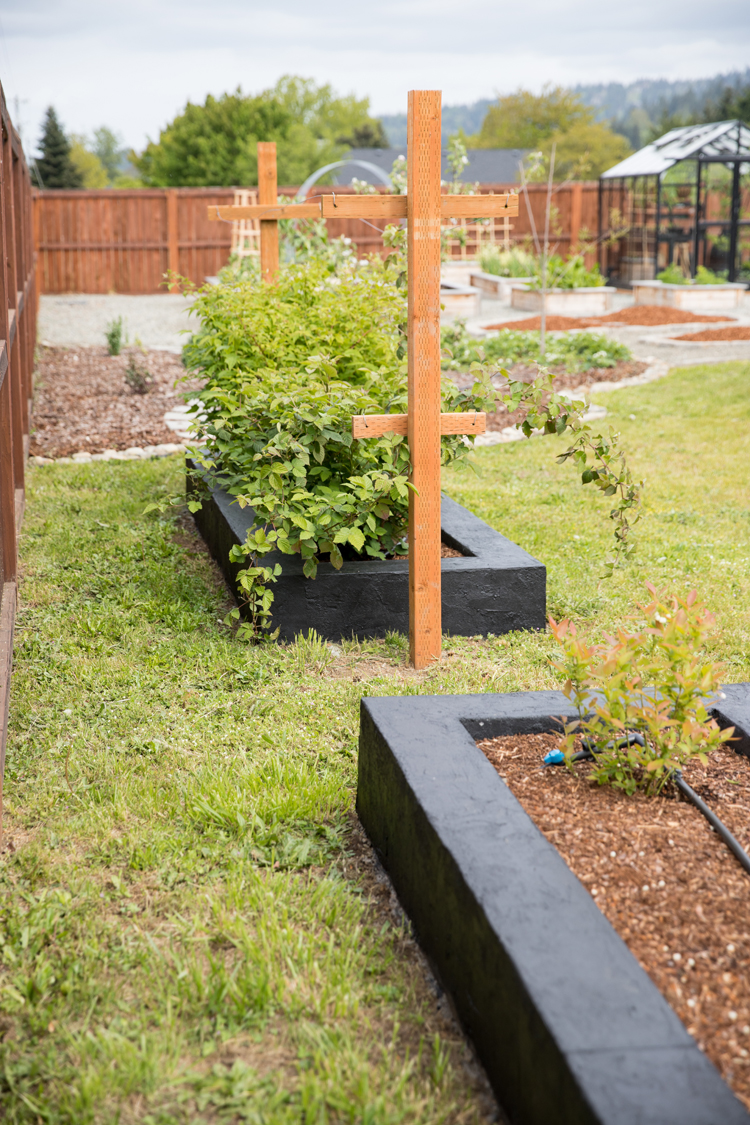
[209,91,519,669]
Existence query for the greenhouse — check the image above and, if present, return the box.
[598,119,750,285]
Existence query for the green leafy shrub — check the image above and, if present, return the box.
[530,254,606,289]
[550,585,734,795]
[441,321,631,374]
[656,262,688,284]
[694,265,726,285]
[180,233,640,637]
[478,245,537,277]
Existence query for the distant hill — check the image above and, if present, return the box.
[379,70,750,150]
[379,100,492,147]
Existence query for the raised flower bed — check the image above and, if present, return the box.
[188,466,546,642]
[632,280,748,312]
[358,683,750,1124]
[511,285,617,316]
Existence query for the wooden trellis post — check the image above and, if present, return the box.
[208,91,518,668]
[257,142,279,282]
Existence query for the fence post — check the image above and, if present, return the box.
[166,189,179,290]
[569,181,583,257]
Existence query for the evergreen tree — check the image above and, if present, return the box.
[32,107,83,189]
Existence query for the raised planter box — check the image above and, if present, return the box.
[357,684,750,1125]
[188,468,546,642]
[633,280,748,311]
[440,281,479,317]
[469,269,534,301]
[511,285,616,316]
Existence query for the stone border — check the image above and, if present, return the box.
[357,685,750,1125]
[188,466,546,642]
[29,442,189,466]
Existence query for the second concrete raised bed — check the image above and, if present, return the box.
[511,285,616,315]
[632,280,747,311]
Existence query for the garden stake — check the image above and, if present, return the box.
[208,91,519,668]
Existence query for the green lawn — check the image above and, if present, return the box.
[2,361,749,1123]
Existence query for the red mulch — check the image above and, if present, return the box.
[671,327,750,342]
[479,731,750,1109]
[31,346,203,459]
[484,307,735,332]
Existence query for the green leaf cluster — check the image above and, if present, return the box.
[441,321,631,374]
[183,253,493,635]
[551,585,735,794]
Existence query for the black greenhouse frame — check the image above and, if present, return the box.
[598,120,750,286]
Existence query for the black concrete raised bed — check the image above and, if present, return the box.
[188,467,546,642]
[357,684,750,1125]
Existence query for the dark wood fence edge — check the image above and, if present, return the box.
[0,83,35,817]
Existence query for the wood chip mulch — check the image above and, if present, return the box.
[30,346,204,459]
[671,327,750,342]
[484,307,735,331]
[478,731,750,1108]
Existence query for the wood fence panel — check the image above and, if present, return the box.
[34,182,600,293]
[0,83,34,807]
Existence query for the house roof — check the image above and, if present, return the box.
[333,148,528,186]
[601,119,750,179]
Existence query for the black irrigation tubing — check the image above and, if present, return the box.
[548,733,750,878]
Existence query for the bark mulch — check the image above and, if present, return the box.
[671,327,750,342]
[484,307,735,331]
[478,731,750,1109]
[31,346,203,459]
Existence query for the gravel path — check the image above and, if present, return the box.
[38,294,197,353]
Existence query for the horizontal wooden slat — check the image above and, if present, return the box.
[443,193,519,218]
[208,203,321,221]
[37,241,230,251]
[0,341,7,388]
[352,412,486,439]
[7,310,14,348]
[321,195,407,219]
[209,194,518,223]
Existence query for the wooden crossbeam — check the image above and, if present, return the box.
[351,412,486,439]
[208,193,519,224]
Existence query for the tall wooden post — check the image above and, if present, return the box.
[257,142,279,282]
[407,91,442,669]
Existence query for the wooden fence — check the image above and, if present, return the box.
[0,86,36,800]
[33,181,599,293]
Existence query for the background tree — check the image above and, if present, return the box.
[69,135,108,188]
[472,86,631,179]
[133,77,386,187]
[32,107,83,189]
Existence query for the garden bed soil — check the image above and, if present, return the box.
[484,307,735,332]
[478,731,750,1110]
[671,327,750,342]
[30,346,203,459]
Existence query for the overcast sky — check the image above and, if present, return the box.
[2,0,749,154]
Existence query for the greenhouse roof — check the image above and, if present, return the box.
[601,119,750,180]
